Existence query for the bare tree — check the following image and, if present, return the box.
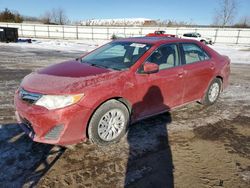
[42,11,52,24]
[57,8,68,25]
[213,0,238,26]
[239,16,250,25]
[42,8,68,25]
[234,15,250,27]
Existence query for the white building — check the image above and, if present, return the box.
[81,18,156,26]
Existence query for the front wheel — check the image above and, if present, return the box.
[202,78,222,106]
[88,100,130,146]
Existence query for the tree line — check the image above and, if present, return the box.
[0,8,23,23]
[0,8,69,25]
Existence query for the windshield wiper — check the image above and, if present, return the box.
[108,67,122,71]
[82,60,121,71]
[87,63,112,70]
[90,63,106,68]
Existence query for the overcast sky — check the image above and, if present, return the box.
[0,0,249,24]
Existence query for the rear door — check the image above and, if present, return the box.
[180,43,215,103]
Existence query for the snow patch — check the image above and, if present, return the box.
[211,44,250,64]
[1,38,108,53]
[1,39,249,64]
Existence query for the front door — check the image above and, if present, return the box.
[133,44,184,119]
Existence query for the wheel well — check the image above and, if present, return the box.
[216,76,223,91]
[200,76,224,104]
[85,97,132,139]
[116,97,132,114]
[216,76,223,82]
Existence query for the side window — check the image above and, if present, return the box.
[191,34,197,38]
[184,34,191,37]
[146,44,179,70]
[182,43,210,64]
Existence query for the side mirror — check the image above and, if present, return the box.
[143,62,159,74]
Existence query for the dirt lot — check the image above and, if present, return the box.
[0,45,249,188]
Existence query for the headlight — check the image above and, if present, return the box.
[35,94,84,110]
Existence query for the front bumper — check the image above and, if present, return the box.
[14,93,92,145]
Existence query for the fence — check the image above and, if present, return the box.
[0,22,250,44]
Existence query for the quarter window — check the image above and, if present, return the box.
[182,43,209,64]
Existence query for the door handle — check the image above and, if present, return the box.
[178,72,184,78]
[177,70,187,78]
[210,63,215,70]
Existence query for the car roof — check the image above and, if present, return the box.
[115,37,196,45]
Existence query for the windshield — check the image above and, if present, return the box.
[80,42,152,70]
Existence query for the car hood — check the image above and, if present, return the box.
[21,60,120,94]
[38,60,110,77]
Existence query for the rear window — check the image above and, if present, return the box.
[183,34,190,37]
[182,43,210,64]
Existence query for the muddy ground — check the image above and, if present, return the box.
[0,45,249,188]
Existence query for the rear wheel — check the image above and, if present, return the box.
[202,78,222,105]
[88,99,129,146]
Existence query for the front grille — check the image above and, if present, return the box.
[19,88,42,104]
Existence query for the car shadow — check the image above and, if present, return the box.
[0,123,65,187]
[125,86,174,187]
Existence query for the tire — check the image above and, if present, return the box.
[202,78,222,106]
[88,99,130,146]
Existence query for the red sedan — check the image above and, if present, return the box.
[14,37,230,146]
[146,31,176,37]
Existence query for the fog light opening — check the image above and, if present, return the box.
[44,125,64,140]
